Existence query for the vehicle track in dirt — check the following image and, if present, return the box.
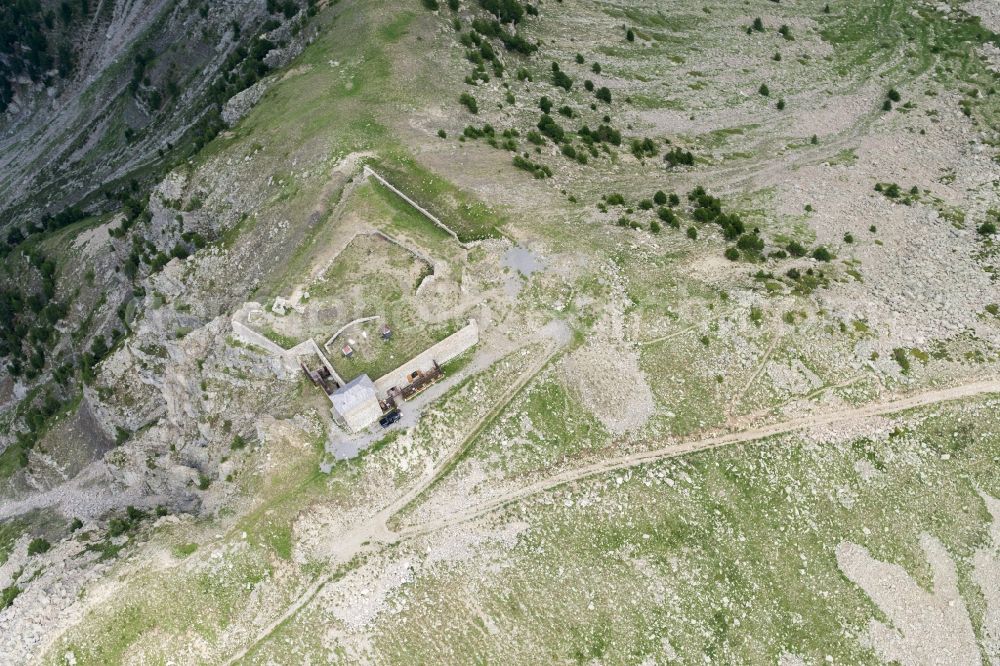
[228,375,999,664]
[395,378,1000,541]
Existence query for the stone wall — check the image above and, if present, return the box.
[374,319,479,394]
[231,320,286,356]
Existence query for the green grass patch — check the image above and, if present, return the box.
[368,152,505,242]
[0,519,26,565]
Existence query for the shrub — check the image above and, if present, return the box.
[595,86,612,103]
[28,538,50,556]
[231,434,248,450]
[631,137,657,158]
[659,209,680,228]
[513,154,552,178]
[663,147,694,167]
[752,17,764,32]
[716,219,744,241]
[892,348,911,373]
[479,0,525,23]
[575,53,584,64]
[736,233,764,254]
[114,426,131,446]
[638,199,653,210]
[526,130,544,145]
[653,190,667,205]
[786,240,807,257]
[552,70,573,90]
[539,95,552,113]
[500,30,538,55]
[843,232,854,243]
[882,99,892,111]
[1,585,20,611]
[459,92,479,113]
[108,518,129,537]
[758,84,770,97]
[605,193,626,206]
[438,129,447,138]
[878,182,901,198]
[557,105,573,117]
[626,28,635,41]
[773,51,782,61]
[811,246,833,262]
[70,518,83,531]
[687,226,698,240]
[691,191,722,221]
[584,80,594,91]
[589,123,621,145]
[668,193,681,206]
[537,113,565,142]
[778,24,792,40]
[650,220,661,233]
[887,88,901,102]
[977,221,997,235]
[725,247,740,261]
[776,98,785,110]
[592,62,602,74]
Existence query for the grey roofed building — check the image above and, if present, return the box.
[330,374,382,432]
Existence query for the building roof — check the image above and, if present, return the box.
[330,374,377,414]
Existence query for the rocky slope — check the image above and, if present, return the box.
[0,0,306,230]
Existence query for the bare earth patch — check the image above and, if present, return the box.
[562,340,656,436]
[836,534,980,664]
[973,493,1000,663]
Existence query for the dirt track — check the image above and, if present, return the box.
[226,374,1000,663]
[397,378,1000,540]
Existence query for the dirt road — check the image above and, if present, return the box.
[227,369,999,663]
[396,378,1000,540]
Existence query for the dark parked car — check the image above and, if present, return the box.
[379,410,402,428]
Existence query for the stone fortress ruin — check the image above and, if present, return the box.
[230,167,480,434]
